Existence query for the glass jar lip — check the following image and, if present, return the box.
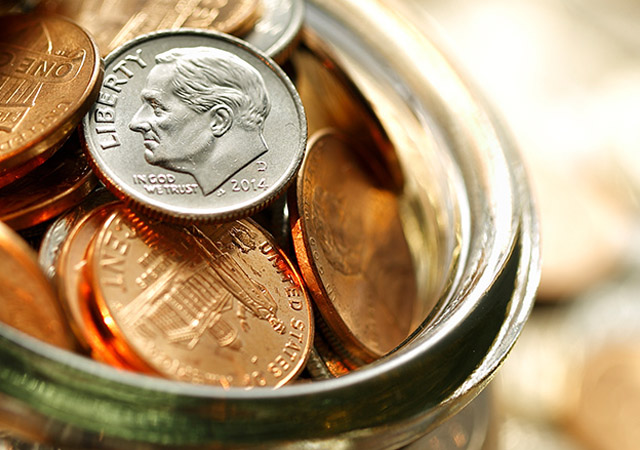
[0,4,537,401]
[0,0,540,447]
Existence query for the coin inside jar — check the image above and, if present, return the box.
[0,221,76,350]
[82,29,307,222]
[34,0,262,56]
[290,130,417,363]
[83,208,313,387]
[243,0,305,64]
[0,132,97,230]
[53,201,117,351]
[0,13,102,187]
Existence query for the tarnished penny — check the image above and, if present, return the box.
[0,13,102,186]
[85,209,313,387]
[291,130,416,362]
[0,132,97,230]
[82,29,307,222]
[35,0,261,56]
[0,221,75,349]
[244,0,304,64]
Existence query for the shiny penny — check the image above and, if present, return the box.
[0,132,98,230]
[0,13,102,186]
[0,221,75,349]
[52,201,116,352]
[85,209,313,387]
[82,29,307,222]
[566,344,640,450]
[36,0,261,56]
[81,260,159,372]
[291,130,417,362]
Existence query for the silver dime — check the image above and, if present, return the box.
[244,0,304,64]
[81,29,307,222]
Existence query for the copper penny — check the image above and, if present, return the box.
[291,130,417,362]
[36,0,261,56]
[0,132,98,230]
[0,13,102,185]
[80,263,158,372]
[85,209,313,387]
[0,221,75,349]
[53,201,116,351]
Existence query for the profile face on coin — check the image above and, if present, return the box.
[82,30,306,222]
[128,47,271,195]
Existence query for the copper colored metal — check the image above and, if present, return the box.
[36,0,261,56]
[0,14,102,184]
[85,209,314,387]
[0,221,75,350]
[291,130,417,362]
[54,202,118,355]
[0,133,98,230]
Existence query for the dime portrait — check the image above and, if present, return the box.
[128,47,271,196]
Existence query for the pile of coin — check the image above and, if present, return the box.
[0,1,419,389]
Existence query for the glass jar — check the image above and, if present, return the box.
[0,0,539,448]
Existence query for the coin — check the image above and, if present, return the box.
[0,132,97,230]
[53,201,116,351]
[305,337,351,380]
[0,13,102,187]
[0,221,75,349]
[35,0,261,56]
[82,29,307,222]
[81,264,159,372]
[244,0,305,64]
[38,184,116,280]
[85,209,313,387]
[291,130,417,362]
[566,344,640,450]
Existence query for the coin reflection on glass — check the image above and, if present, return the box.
[0,13,102,187]
[0,133,97,230]
[291,130,417,362]
[36,0,261,56]
[85,209,313,388]
[0,221,75,349]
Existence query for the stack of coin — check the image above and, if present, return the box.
[0,12,102,244]
[1,0,421,389]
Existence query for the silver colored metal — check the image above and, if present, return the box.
[0,1,539,448]
[405,389,494,450]
[244,0,305,63]
[37,186,115,281]
[82,29,307,222]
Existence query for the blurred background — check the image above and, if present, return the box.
[399,0,640,449]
